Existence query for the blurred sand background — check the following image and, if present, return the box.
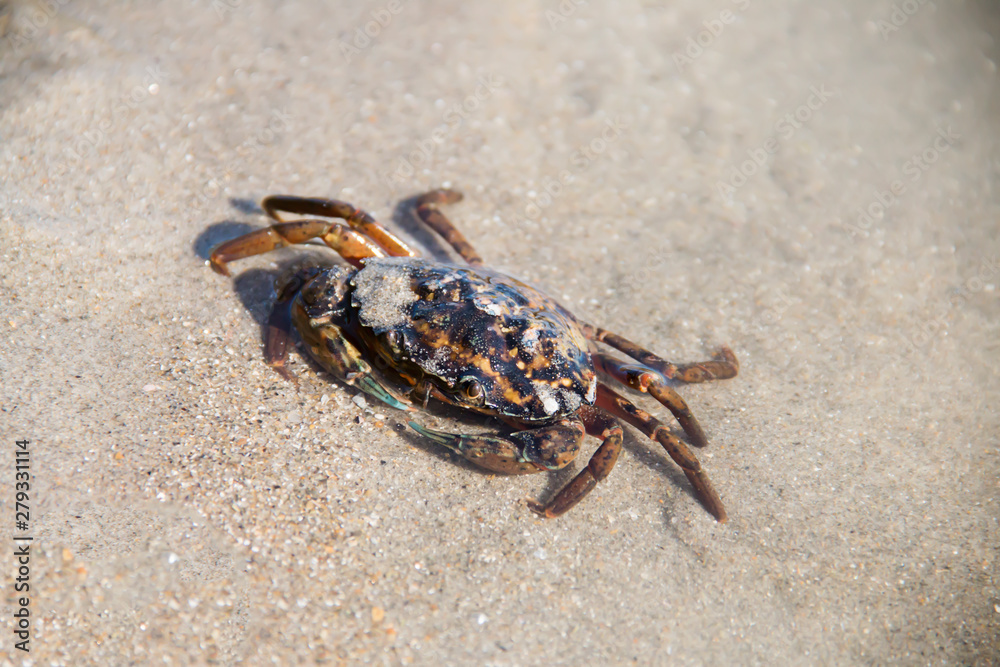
[1,0,999,664]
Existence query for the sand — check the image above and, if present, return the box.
[1,0,998,664]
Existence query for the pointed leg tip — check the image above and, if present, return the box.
[209,259,231,276]
[716,346,739,372]
[684,421,710,448]
[272,364,298,384]
[703,498,729,523]
[526,500,554,518]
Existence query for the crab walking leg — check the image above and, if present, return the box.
[264,268,322,383]
[593,352,709,448]
[262,195,417,258]
[528,407,625,518]
[596,384,727,522]
[209,219,385,275]
[580,322,739,384]
[408,417,585,475]
[414,189,484,266]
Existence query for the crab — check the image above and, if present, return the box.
[209,189,738,520]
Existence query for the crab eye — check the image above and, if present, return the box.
[460,377,484,403]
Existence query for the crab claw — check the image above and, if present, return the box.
[355,376,414,412]
[407,419,585,475]
[407,421,450,444]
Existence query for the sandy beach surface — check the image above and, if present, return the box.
[1,0,998,664]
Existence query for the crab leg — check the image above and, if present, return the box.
[408,416,585,475]
[210,219,385,275]
[263,268,322,383]
[581,322,738,384]
[596,383,727,522]
[413,189,484,266]
[593,352,708,448]
[263,195,417,258]
[528,407,625,518]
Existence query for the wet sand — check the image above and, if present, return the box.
[1,1,998,664]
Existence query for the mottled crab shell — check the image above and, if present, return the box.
[350,257,598,421]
